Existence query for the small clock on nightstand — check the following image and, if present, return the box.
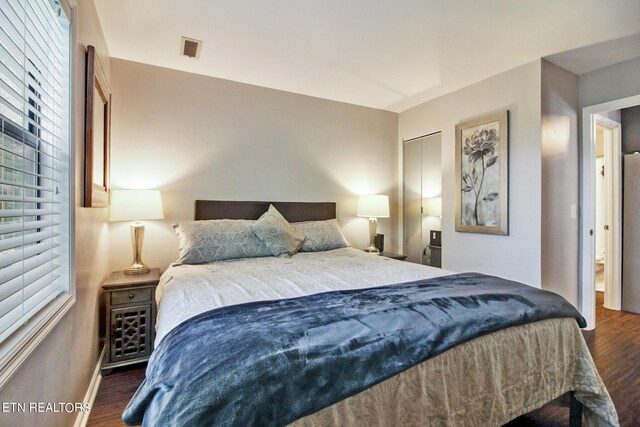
[101,268,160,375]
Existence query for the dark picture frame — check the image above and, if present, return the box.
[84,45,111,207]
[455,110,509,235]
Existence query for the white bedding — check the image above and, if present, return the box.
[155,247,450,344]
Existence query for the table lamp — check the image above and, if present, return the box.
[357,194,390,254]
[110,190,164,275]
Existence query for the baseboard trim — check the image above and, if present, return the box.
[74,345,106,427]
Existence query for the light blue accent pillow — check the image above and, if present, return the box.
[250,205,304,257]
[173,219,271,264]
[293,219,350,252]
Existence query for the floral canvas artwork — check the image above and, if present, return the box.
[455,111,508,235]
[461,121,500,226]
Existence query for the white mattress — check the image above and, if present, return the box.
[155,248,450,344]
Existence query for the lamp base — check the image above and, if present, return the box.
[364,217,380,254]
[363,245,380,254]
[125,221,150,275]
[124,262,150,275]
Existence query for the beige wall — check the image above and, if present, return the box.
[108,59,399,272]
[399,61,543,287]
[541,59,580,306]
[0,1,111,425]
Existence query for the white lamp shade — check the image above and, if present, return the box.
[357,195,390,218]
[425,197,442,217]
[110,190,164,221]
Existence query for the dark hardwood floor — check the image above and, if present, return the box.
[87,292,639,426]
[87,363,146,427]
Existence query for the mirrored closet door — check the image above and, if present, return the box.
[403,132,442,265]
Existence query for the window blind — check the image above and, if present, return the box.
[0,0,70,344]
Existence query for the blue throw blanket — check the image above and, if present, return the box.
[123,273,585,427]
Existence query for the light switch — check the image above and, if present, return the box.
[570,204,577,219]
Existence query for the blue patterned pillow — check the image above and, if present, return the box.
[250,205,304,257]
[293,219,350,252]
[173,219,271,264]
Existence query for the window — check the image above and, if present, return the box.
[0,0,71,348]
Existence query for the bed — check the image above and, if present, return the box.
[123,200,618,427]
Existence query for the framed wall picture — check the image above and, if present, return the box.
[455,110,509,235]
[84,45,111,207]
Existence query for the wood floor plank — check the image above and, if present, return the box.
[87,292,639,426]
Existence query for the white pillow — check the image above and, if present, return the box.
[173,219,271,264]
[250,205,304,257]
[293,219,350,252]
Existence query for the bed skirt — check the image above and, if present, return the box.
[292,318,618,427]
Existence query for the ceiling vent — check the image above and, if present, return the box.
[180,36,202,59]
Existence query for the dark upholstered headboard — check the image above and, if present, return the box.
[194,200,336,222]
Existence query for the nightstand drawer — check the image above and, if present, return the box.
[111,288,152,305]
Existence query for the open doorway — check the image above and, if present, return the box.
[594,127,605,293]
[581,94,640,329]
[593,117,621,311]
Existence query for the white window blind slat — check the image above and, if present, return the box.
[0,72,24,112]
[0,263,24,290]
[26,21,63,64]
[0,278,61,343]
[0,230,59,252]
[0,275,22,302]
[0,26,25,71]
[0,92,24,124]
[24,268,60,298]
[0,163,63,182]
[0,288,21,319]
[0,150,64,173]
[0,7,25,50]
[27,0,64,43]
[23,107,63,139]
[22,281,60,321]
[5,0,26,23]
[0,209,58,219]
[0,220,59,235]
[0,100,65,145]
[0,177,58,191]
[0,179,55,192]
[0,243,60,269]
[0,250,61,287]
[0,195,60,204]
[1,119,65,154]
[0,304,22,342]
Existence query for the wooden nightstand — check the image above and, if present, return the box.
[101,269,160,375]
[379,252,407,261]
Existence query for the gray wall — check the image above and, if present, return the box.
[0,0,111,425]
[399,61,543,287]
[622,105,640,153]
[579,56,640,108]
[108,59,399,271]
[541,59,580,305]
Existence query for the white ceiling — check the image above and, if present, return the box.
[94,0,640,112]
